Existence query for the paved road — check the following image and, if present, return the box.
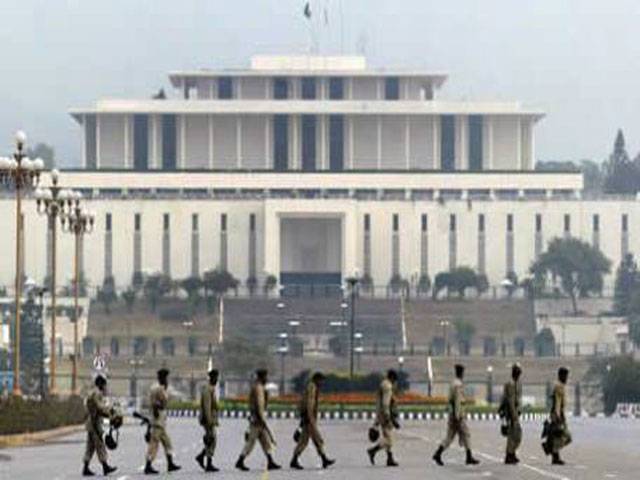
[1,417,638,479]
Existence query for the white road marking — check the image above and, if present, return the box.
[116,476,128,480]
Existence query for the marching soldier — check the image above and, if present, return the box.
[432,364,480,466]
[82,374,117,477]
[195,369,220,472]
[290,372,336,470]
[235,369,281,471]
[500,363,523,464]
[367,369,400,467]
[144,369,181,475]
[543,367,572,465]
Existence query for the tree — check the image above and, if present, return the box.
[122,287,136,313]
[588,357,640,415]
[246,275,258,296]
[25,142,55,169]
[534,328,556,357]
[263,274,278,297]
[180,276,202,316]
[215,337,271,377]
[417,273,431,296]
[203,268,238,312]
[453,318,476,356]
[448,266,478,298]
[388,274,405,295]
[475,273,489,297]
[143,273,172,312]
[604,129,639,194]
[613,254,638,315]
[530,237,611,315]
[96,276,117,314]
[432,272,450,300]
[504,271,519,299]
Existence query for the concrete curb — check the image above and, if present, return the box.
[167,409,549,422]
[0,424,84,448]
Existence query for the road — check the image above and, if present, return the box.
[1,417,638,479]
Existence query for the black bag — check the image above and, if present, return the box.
[368,426,380,443]
[500,419,509,437]
[105,427,119,450]
[293,427,302,443]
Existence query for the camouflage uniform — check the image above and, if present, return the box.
[83,387,112,464]
[199,382,219,458]
[502,378,523,456]
[146,383,173,462]
[440,378,471,450]
[375,378,397,452]
[550,382,572,453]
[293,380,326,458]
[241,381,274,457]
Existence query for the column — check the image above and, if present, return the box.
[208,115,215,169]
[264,115,271,169]
[432,117,439,169]
[236,116,242,168]
[376,116,382,169]
[348,117,354,169]
[516,117,523,170]
[180,115,186,169]
[263,209,281,280]
[404,116,411,169]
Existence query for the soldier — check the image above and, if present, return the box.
[235,369,281,471]
[500,363,523,464]
[144,368,181,475]
[290,372,336,470]
[432,364,480,466]
[82,374,117,477]
[543,367,572,465]
[195,369,220,472]
[367,369,400,467]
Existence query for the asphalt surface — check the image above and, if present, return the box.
[1,417,638,479]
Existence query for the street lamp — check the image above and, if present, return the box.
[346,271,360,379]
[277,332,289,395]
[0,131,45,395]
[398,356,405,374]
[354,332,364,372]
[61,194,94,395]
[486,365,494,404]
[182,320,196,399]
[35,169,72,394]
[439,320,450,356]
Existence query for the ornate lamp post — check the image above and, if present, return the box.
[61,194,94,395]
[0,131,44,396]
[35,170,71,394]
[346,271,360,379]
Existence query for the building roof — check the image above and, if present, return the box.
[70,99,545,122]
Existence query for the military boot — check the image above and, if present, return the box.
[102,462,117,476]
[144,461,159,475]
[195,450,206,471]
[321,454,336,469]
[466,449,480,465]
[167,455,182,472]
[290,455,304,470]
[81,462,95,477]
[267,454,281,470]
[235,455,250,472]
[367,446,380,465]
[386,452,399,467]
[432,446,444,466]
[505,453,518,465]
[205,457,219,472]
[552,453,565,465]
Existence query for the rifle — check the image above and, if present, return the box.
[133,411,151,443]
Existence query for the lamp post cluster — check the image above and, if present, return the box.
[0,131,45,395]
[34,171,78,394]
[61,196,94,395]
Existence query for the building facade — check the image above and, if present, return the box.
[0,56,636,294]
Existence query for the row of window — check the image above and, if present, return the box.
[105,213,257,233]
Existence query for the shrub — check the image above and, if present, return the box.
[0,396,85,435]
[291,370,410,394]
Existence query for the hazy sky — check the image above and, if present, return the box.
[1,0,640,166]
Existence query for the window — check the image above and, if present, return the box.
[564,214,571,233]
[273,77,288,99]
[250,214,256,232]
[384,77,400,100]
[218,77,233,99]
[421,214,428,232]
[329,77,344,99]
[221,214,227,232]
[507,214,514,232]
[301,115,316,171]
[133,114,149,171]
[134,213,141,232]
[622,214,629,232]
[105,213,112,232]
[329,115,344,171]
[440,115,456,171]
[161,115,177,171]
[593,214,600,232]
[192,214,199,232]
[478,214,485,233]
[364,214,370,232]
[301,77,316,99]
[273,115,289,171]
[393,214,399,232]
[536,214,542,232]
[468,115,483,171]
[163,214,170,232]
[450,214,456,232]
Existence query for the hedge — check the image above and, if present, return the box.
[0,396,86,435]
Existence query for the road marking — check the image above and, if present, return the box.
[261,472,269,480]
[116,476,128,480]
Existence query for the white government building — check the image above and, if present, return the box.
[0,55,636,294]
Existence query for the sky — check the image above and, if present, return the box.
[1,0,640,167]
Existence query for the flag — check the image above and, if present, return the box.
[304,2,311,19]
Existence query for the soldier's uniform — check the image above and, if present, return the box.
[549,381,572,453]
[240,380,274,458]
[374,378,397,452]
[502,378,523,457]
[146,383,173,462]
[293,380,326,458]
[83,386,112,465]
[440,378,472,450]
[199,382,219,458]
